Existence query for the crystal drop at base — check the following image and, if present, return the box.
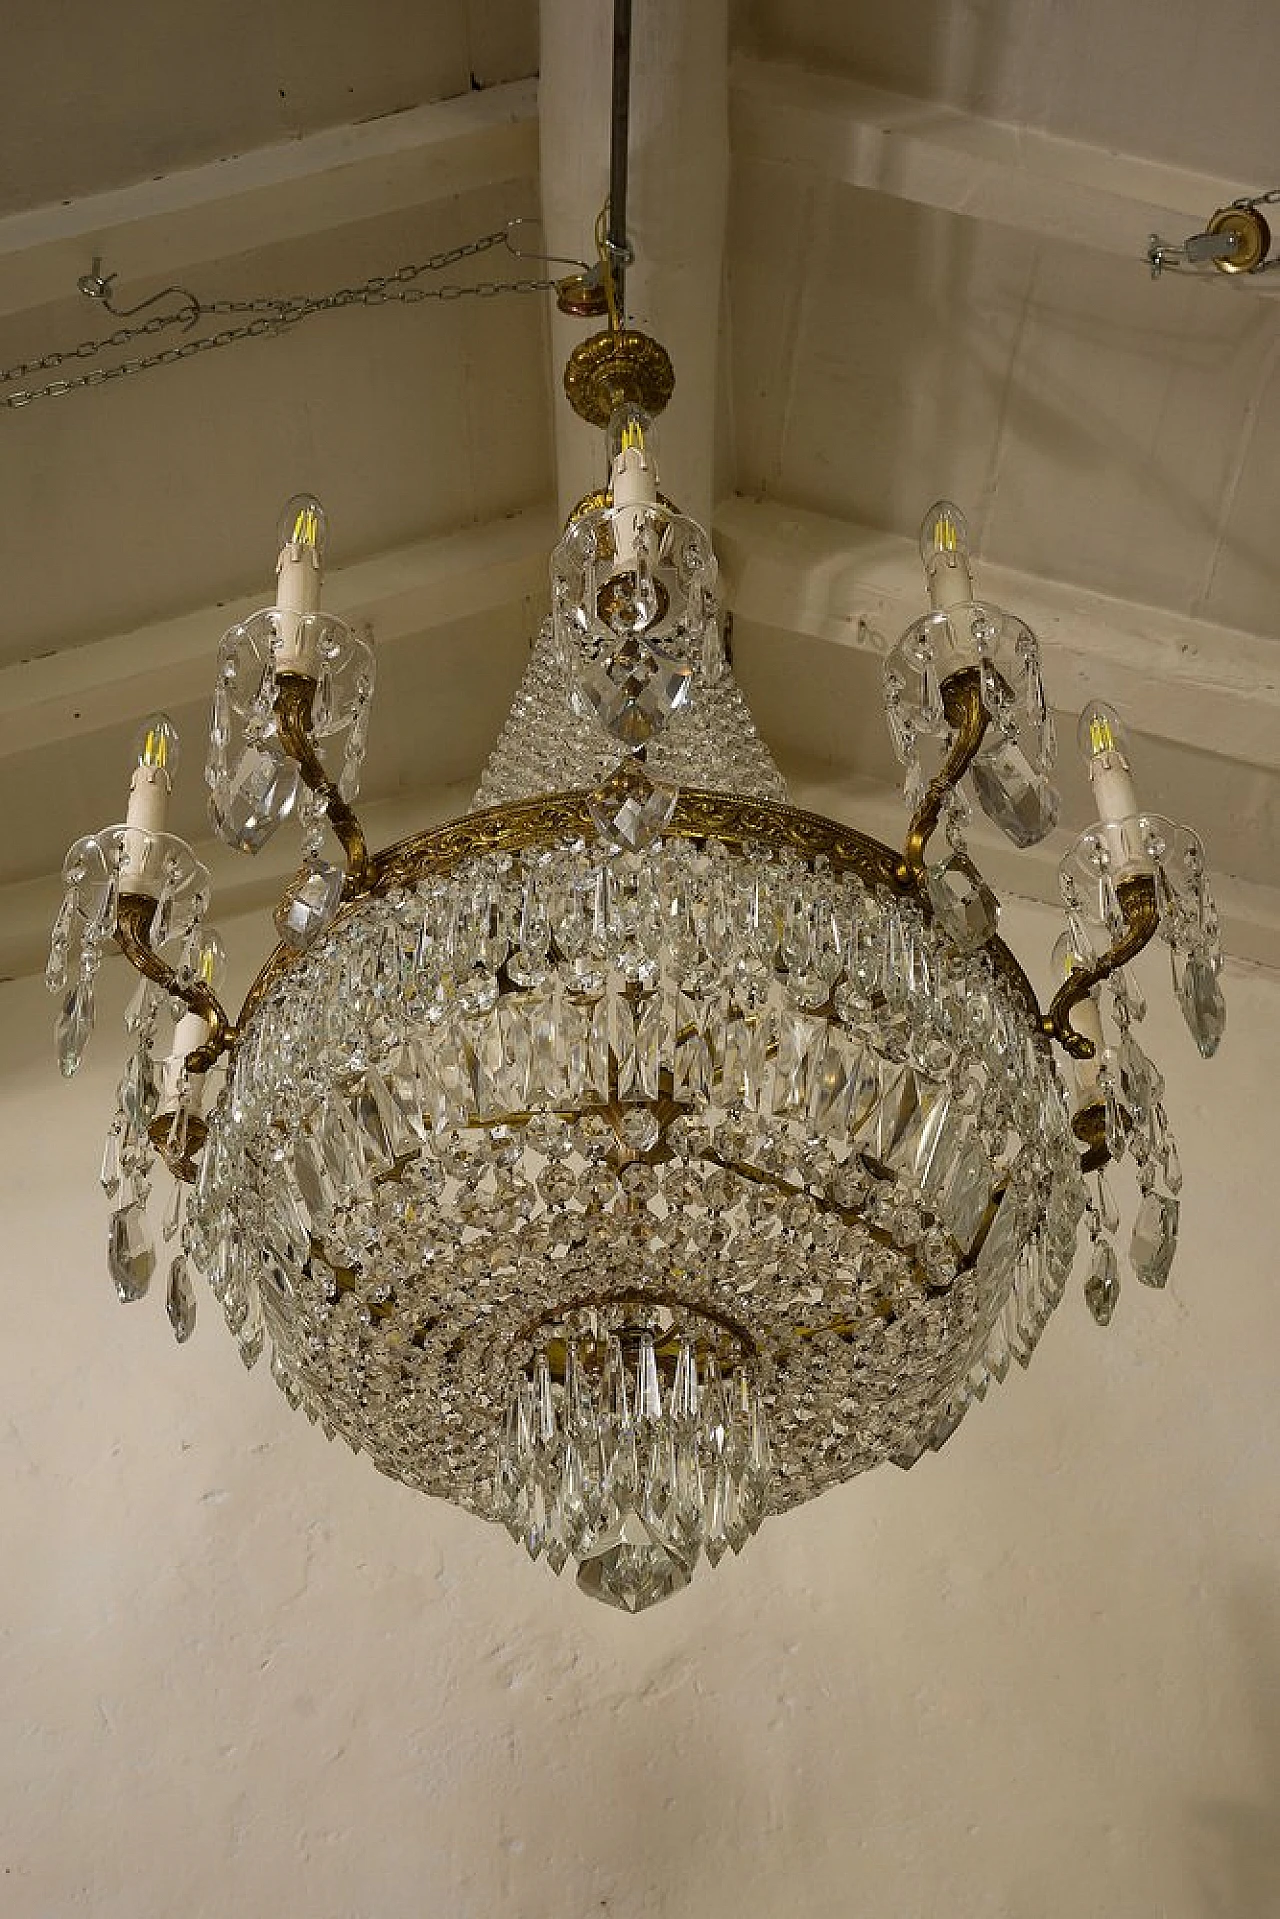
[209,744,300,854]
[56,979,95,1078]
[1130,1191,1178,1288]
[166,1254,197,1342]
[970,740,1060,848]
[107,1202,156,1303]
[274,859,345,952]
[926,850,999,952]
[574,1505,693,1613]
[1177,954,1226,1059]
[1085,1237,1120,1326]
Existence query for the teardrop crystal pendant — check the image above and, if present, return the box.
[574,1505,693,1614]
[971,740,1060,848]
[274,859,345,952]
[209,744,300,854]
[107,1203,156,1303]
[166,1254,197,1342]
[926,850,999,952]
[587,756,679,852]
[1176,953,1226,1059]
[56,978,95,1078]
[1084,1237,1120,1326]
[1130,1190,1178,1289]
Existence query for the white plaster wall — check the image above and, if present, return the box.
[2,894,1278,1919]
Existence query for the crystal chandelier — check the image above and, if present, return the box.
[47,25,1226,1618]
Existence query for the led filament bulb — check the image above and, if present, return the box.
[919,499,974,611]
[607,402,657,478]
[193,928,226,990]
[277,493,329,566]
[134,713,179,782]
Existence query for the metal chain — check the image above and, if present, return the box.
[2,231,556,410]
[1232,186,1280,209]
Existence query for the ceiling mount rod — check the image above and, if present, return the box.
[607,0,633,318]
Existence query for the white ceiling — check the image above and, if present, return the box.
[2,0,1279,982]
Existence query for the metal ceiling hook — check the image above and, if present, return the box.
[76,255,200,329]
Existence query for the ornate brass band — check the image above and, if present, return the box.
[114,892,234,1075]
[235,784,1050,1045]
[1043,874,1160,1059]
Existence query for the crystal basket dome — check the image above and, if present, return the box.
[50,374,1223,1617]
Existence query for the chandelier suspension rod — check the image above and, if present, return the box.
[607,0,634,319]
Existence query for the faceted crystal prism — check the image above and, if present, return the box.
[209,744,300,854]
[971,740,1060,848]
[927,851,999,952]
[56,980,95,1078]
[587,757,679,852]
[577,635,694,746]
[1177,954,1226,1059]
[494,1316,773,1608]
[274,860,345,952]
[1085,1238,1120,1326]
[575,1507,693,1613]
[1130,1191,1178,1288]
[107,1203,156,1303]
[166,1254,197,1342]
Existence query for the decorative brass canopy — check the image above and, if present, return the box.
[563,327,675,428]
[1206,203,1271,274]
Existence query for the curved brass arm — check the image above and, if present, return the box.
[274,672,370,895]
[115,892,235,1074]
[1071,1100,1110,1174]
[1043,874,1160,1059]
[897,668,990,884]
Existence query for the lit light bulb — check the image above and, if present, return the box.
[275,492,329,672]
[1077,698,1140,826]
[194,927,226,990]
[277,493,329,566]
[135,712,180,780]
[919,500,974,611]
[121,712,180,893]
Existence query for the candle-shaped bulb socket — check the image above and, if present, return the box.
[134,713,179,783]
[919,499,974,610]
[1077,697,1142,833]
[275,493,328,668]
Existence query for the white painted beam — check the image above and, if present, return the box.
[730,56,1256,269]
[0,783,476,989]
[0,506,557,762]
[715,496,1280,769]
[0,80,539,321]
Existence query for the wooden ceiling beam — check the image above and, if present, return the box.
[0,79,538,321]
[0,506,556,763]
[730,56,1257,271]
